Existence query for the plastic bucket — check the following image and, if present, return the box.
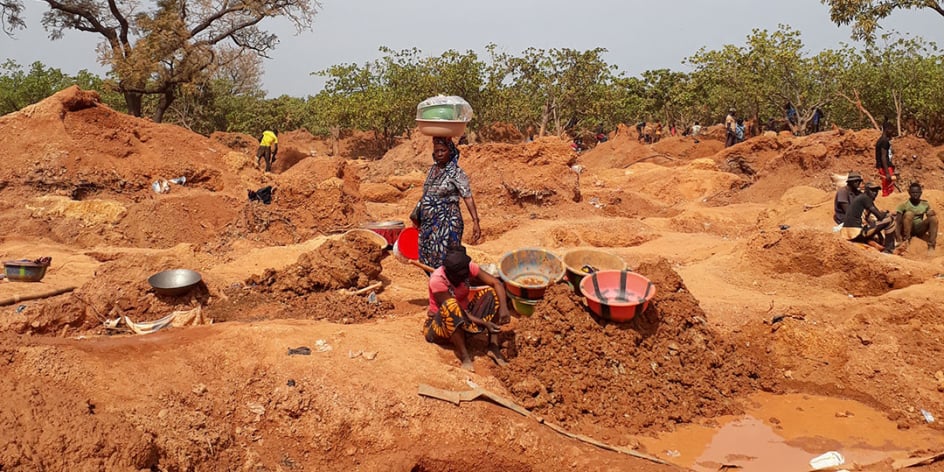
[395,227,420,260]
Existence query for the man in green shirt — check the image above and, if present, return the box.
[896,182,938,255]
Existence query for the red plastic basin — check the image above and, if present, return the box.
[579,270,656,322]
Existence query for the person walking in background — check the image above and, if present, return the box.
[785,102,798,129]
[691,121,701,144]
[811,107,824,133]
[725,108,737,147]
[256,129,279,173]
[876,125,897,197]
[410,136,482,270]
[895,182,938,255]
[735,118,746,143]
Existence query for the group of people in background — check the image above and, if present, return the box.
[833,125,937,255]
[635,120,679,144]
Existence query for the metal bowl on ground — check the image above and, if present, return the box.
[4,260,49,282]
[363,220,405,248]
[579,270,656,322]
[497,248,565,300]
[562,248,627,295]
[148,269,202,296]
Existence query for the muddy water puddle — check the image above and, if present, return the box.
[638,392,942,471]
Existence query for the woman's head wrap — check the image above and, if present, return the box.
[432,136,460,162]
[443,246,471,284]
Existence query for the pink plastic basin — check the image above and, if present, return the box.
[579,270,656,322]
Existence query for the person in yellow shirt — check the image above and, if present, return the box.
[256,129,279,172]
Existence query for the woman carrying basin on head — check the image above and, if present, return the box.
[410,136,482,270]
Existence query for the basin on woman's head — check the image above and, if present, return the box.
[416,119,468,137]
[579,270,656,322]
[498,248,565,300]
[562,248,627,295]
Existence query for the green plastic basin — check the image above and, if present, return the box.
[420,105,458,120]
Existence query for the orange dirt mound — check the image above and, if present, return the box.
[741,228,935,297]
[247,231,384,296]
[498,259,775,437]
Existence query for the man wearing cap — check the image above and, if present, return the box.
[840,182,897,253]
[423,247,510,372]
[834,171,863,225]
[895,182,938,255]
[725,108,737,148]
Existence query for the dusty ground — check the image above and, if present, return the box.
[1,87,943,471]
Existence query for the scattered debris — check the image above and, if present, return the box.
[288,346,311,356]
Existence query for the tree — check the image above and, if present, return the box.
[505,47,614,137]
[0,60,71,114]
[821,0,944,42]
[686,26,836,135]
[163,50,266,134]
[0,60,123,114]
[2,0,319,121]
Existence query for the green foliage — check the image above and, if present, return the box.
[5,29,944,145]
[0,60,71,114]
[3,0,320,121]
[821,0,944,42]
[0,60,124,115]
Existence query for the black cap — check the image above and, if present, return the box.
[864,181,881,191]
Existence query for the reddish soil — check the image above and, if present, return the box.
[1,87,943,471]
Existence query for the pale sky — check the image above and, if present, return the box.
[2,0,942,98]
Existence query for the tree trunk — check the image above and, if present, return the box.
[893,91,903,135]
[538,101,551,137]
[153,89,176,123]
[124,91,143,117]
[838,90,880,131]
[330,126,340,157]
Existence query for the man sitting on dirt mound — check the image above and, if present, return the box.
[423,247,510,372]
[895,182,938,255]
[839,182,897,253]
[834,171,863,225]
